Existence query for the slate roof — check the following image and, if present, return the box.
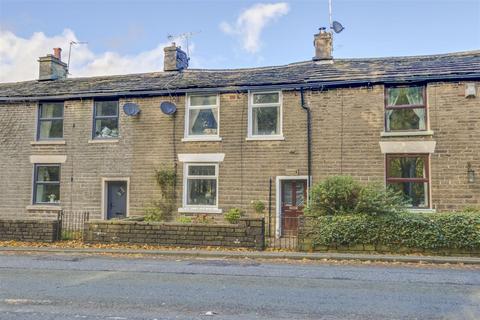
[0,50,479,101]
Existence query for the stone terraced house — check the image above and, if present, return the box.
[0,29,479,237]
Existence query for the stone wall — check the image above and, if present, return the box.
[84,218,264,250]
[0,219,59,242]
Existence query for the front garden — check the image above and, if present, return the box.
[301,176,480,255]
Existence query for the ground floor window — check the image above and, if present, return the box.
[386,154,429,208]
[33,164,60,204]
[184,163,218,208]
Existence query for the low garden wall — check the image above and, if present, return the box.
[0,219,59,242]
[299,213,480,256]
[84,218,265,250]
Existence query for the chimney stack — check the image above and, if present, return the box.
[313,27,333,60]
[38,48,68,81]
[163,42,189,72]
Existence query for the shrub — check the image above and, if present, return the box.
[306,176,362,216]
[306,176,407,217]
[177,216,192,224]
[462,206,480,213]
[304,211,480,251]
[355,184,407,216]
[251,200,265,214]
[225,208,242,224]
[144,205,164,222]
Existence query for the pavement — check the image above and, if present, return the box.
[0,245,479,264]
[0,252,479,319]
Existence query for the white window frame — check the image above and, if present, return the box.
[183,93,221,142]
[247,90,284,141]
[180,163,221,214]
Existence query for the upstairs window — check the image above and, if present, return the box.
[185,94,219,138]
[385,86,426,132]
[248,91,282,138]
[33,164,61,204]
[386,154,429,208]
[93,100,119,139]
[37,102,63,140]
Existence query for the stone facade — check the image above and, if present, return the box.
[0,219,59,242]
[0,81,479,223]
[84,217,264,249]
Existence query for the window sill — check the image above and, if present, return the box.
[178,207,223,214]
[88,139,119,144]
[26,205,62,211]
[381,130,434,137]
[407,208,436,213]
[246,136,285,141]
[182,137,222,142]
[31,140,66,146]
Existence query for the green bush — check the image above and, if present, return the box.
[144,205,164,222]
[355,183,407,216]
[224,208,242,224]
[177,216,192,224]
[305,176,407,217]
[306,176,361,216]
[251,200,266,214]
[304,211,480,250]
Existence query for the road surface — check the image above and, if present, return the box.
[0,252,479,319]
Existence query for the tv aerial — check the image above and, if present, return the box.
[67,40,88,74]
[166,31,200,58]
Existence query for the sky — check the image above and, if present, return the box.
[0,0,479,83]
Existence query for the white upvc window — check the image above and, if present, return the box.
[184,93,220,141]
[247,91,283,140]
[181,163,220,213]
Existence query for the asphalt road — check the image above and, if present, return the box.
[0,253,479,320]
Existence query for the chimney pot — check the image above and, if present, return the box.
[313,27,333,60]
[53,48,62,60]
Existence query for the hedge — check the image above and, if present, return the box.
[303,211,480,251]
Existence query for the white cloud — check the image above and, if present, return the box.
[220,2,290,54]
[0,29,186,83]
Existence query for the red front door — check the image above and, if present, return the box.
[281,180,307,236]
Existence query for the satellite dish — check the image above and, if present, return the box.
[332,21,345,34]
[160,101,177,115]
[123,103,141,116]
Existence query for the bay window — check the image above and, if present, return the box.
[386,154,429,208]
[385,86,426,132]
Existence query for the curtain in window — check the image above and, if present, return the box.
[406,88,423,105]
[189,109,201,134]
[412,108,426,130]
[386,110,393,131]
[40,121,53,138]
[388,89,400,106]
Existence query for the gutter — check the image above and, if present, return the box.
[1,74,479,102]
